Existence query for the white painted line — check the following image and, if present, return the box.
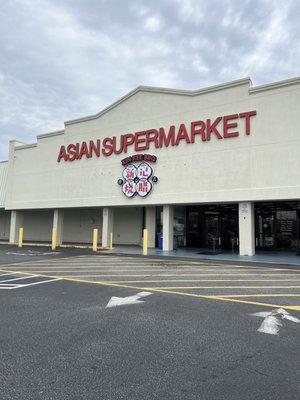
[106,291,152,308]
[5,252,60,256]
[251,308,300,335]
[0,287,16,290]
[0,275,37,283]
[18,278,61,288]
[0,283,20,289]
[0,272,18,277]
[0,283,19,286]
[0,275,61,290]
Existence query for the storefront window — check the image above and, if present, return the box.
[255,201,300,251]
[174,206,186,247]
[276,210,297,250]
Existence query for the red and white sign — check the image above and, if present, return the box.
[136,179,152,197]
[118,156,157,198]
[123,165,137,180]
[122,180,136,198]
[57,111,257,162]
[137,162,152,179]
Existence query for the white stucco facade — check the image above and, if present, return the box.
[0,77,299,255]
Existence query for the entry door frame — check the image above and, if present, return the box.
[186,206,203,248]
[297,210,300,252]
[203,211,221,250]
[255,212,276,251]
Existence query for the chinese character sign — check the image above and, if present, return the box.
[137,163,152,179]
[122,180,136,197]
[136,179,152,197]
[123,165,137,180]
[117,158,158,198]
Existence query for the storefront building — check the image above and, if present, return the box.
[0,76,299,255]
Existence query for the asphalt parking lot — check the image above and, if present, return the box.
[0,245,299,399]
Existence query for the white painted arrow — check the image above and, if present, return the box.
[251,308,300,335]
[106,291,152,308]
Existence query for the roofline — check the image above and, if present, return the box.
[9,75,300,145]
[249,76,300,94]
[37,129,65,140]
[14,143,37,151]
[64,77,252,126]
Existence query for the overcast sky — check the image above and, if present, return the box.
[0,0,299,160]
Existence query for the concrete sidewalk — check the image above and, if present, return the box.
[1,241,299,266]
[106,245,300,266]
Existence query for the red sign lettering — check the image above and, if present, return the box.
[57,110,257,162]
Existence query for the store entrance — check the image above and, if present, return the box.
[255,201,300,252]
[256,212,276,249]
[297,210,300,253]
[186,204,238,251]
[204,212,221,250]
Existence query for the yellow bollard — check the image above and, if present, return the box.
[18,227,24,248]
[109,232,113,250]
[92,228,98,252]
[143,228,148,256]
[51,228,57,250]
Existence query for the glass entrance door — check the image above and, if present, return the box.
[276,210,297,250]
[187,207,201,247]
[297,210,300,253]
[204,212,221,250]
[256,213,275,249]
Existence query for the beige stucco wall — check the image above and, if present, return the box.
[23,210,52,242]
[63,208,102,243]
[4,78,300,210]
[113,207,143,245]
[62,207,142,244]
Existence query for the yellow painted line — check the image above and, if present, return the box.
[0,267,144,291]
[3,265,273,271]
[11,259,300,271]
[214,294,300,298]
[5,268,213,272]
[138,286,300,290]
[0,254,93,269]
[11,262,300,272]
[7,263,277,269]
[0,266,299,312]
[287,306,300,310]
[5,272,300,277]
[92,279,300,283]
[130,287,300,311]
[208,296,300,311]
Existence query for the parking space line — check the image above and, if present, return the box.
[0,275,37,283]
[137,285,300,289]
[4,272,298,277]
[3,268,211,272]
[17,278,61,288]
[209,296,300,310]
[0,254,94,269]
[91,278,300,283]
[0,285,15,290]
[0,263,299,311]
[0,278,61,290]
[214,294,300,297]
[136,287,299,310]
[9,263,299,272]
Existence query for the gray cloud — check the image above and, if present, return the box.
[0,0,299,160]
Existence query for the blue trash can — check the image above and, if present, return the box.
[157,232,163,249]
